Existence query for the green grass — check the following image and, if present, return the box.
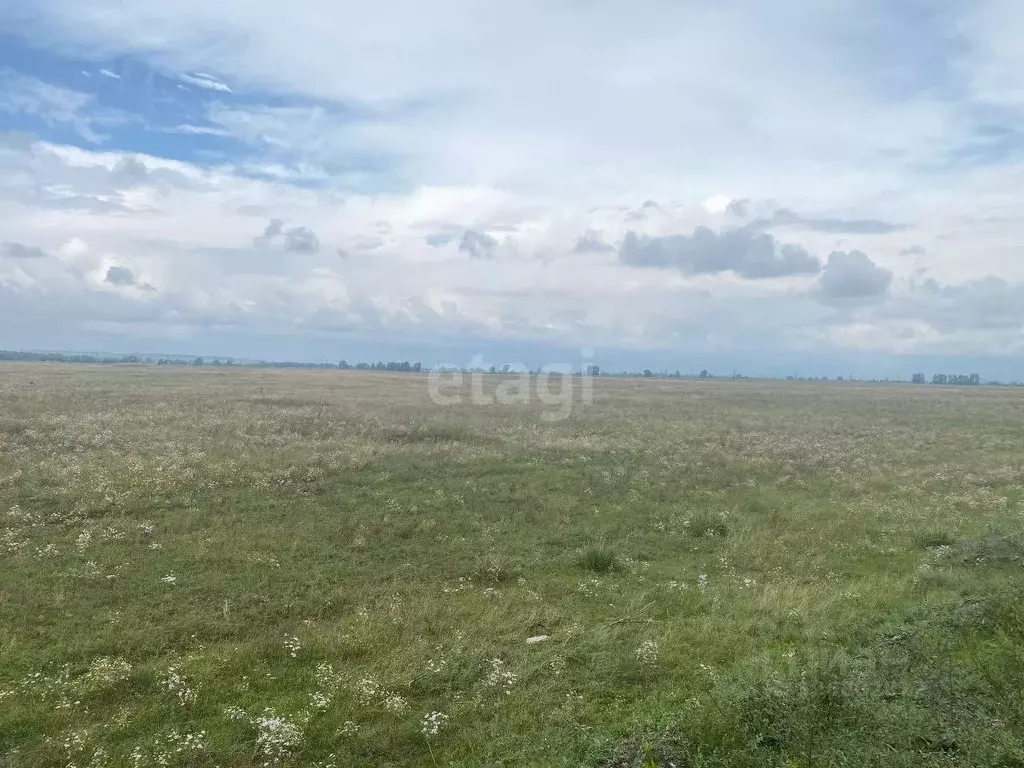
[578,546,621,574]
[914,529,956,549]
[1,364,1024,766]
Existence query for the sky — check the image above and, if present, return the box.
[1,1,1024,378]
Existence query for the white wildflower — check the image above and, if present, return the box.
[253,709,303,764]
[355,676,379,703]
[83,657,132,688]
[309,690,332,710]
[425,657,448,674]
[635,640,659,667]
[338,721,359,737]
[484,658,517,695]
[382,693,409,714]
[420,711,448,737]
[224,705,248,721]
[160,665,197,706]
[75,529,93,552]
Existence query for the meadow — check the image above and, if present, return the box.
[1,363,1023,767]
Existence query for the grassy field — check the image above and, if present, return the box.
[2,364,1024,767]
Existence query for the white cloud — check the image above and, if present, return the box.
[703,195,733,215]
[179,72,232,93]
[0,69,116,143]
[1,2,1024,370]
[164,124,231,136]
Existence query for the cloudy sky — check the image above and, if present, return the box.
[1,1,1023,376]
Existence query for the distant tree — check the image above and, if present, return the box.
[933,373,981,386]
[911,373,926,384]
[191,357,204,366]
[698,369,710,379]
[642,369,654,378]
[586,364,601,376]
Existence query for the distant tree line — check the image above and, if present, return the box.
[0,349,424,372]
[338,360,422,372]
[911,372,982,386]
[0,350,143,364]
[2,349,1022,386]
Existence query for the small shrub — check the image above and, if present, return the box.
[578,546,620,573]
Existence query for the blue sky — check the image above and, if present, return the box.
[2,1,1024,377]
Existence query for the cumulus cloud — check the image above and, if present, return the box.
[283,226,320,254]
[104,265,137,285]
[725,199,750,218]
[619,227,820,279]
[897,276,1024,333]
[573,229,614,253]
[253,218,285,247]
[459,230,498,259]
[817,250,893,300]
[1,242,48,259]
[111,155,149,186]
[252,220,320,253]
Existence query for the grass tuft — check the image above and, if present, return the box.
[687,510,730,538]
[578,546,621,573]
